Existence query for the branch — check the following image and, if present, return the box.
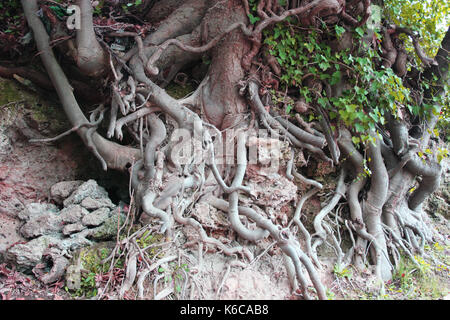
[146,22,252,76]
[393,26,438,68]
[21,0,140,171]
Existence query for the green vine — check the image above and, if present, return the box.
[262,9,447,148]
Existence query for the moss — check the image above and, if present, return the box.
[67,242,117,298]
[0,78,69,133]
[90,213,126,241]
[79,242,115,274]
[0,80,23,106]
[135,229,164,259]
[165,82,194,99]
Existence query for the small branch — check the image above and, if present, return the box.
[312,169,346,241]
[146,22,252,76]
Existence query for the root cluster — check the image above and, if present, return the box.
[19,0,449,299]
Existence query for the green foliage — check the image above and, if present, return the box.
[384,0,449,61]
[333,264,353,279]
[262,1,448,148]
[263,21,413,145]
[0,0,24,35]
[158,262,190,299]
[386,255,445,299]
[68,246,117,298]
[384,0,449,140]
[135,229,164,258]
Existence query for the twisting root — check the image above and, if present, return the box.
[173,200,254,261]
[312,169,347,242]
[209,196,326,300]
[29,104,105,143]
[146,22,252,76]
[248,79,332,163]
[118,107,161,141]
[290,188,322,267]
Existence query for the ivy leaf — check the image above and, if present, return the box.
[286,104,293,114]
[355,27,365,37]
[319,61,331,71]
[274,27,281,39]
[278,49,287,61]
[335,25,346,37]
[352,136,361,145]
[330,71,341,85]
[354,122,365,133]
[247,13,260,25]
[317,97,328,108]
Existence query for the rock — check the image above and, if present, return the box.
[0,79,92,218]
[81,196,115,210]
[63,180,109,207]
[50,180,84,204]
[39,247,70,284]
[20,213,63,239]
[59,205,88,224]
[245,165,297,208]
[88,212,125,241]
[2,176,122,277]
[81,207,110,227]
[65,258,82,291]
[0,214,25,260]
[62,222,86,236]
[220,268,289,299]
[246,136,284,167]
[192,202,227,230]
[17,202,58,221]
[5,235,61,272]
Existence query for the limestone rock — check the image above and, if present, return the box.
[59,205,88,224]
[81,196,115,210]
[3,178,122,276]
[20,213,62,239]
[5,235,61,272]
[88,212,125,241]
[50,180,84,204]
[62,222,86,236]
[63,179,109,207]
[245,165,297,208]
[39,247,70,284]
[81,207,110,227]
[17,202,58,221]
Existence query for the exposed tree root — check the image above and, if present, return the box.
[19,0,449,300]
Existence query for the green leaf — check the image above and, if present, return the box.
[274,27,281,39]
[335,25,346,37]
[247,13,260,24]
[355,27,365,37]
[330,71,341,85]
[286,104,293,113]
[352,136,361,145]
[318,97,328,108]
[319,61,331,71]
[354,123,365,133]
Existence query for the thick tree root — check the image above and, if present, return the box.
[21,0,449,300]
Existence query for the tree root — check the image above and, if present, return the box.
[20,0,449,301]
[209,196,326,300]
